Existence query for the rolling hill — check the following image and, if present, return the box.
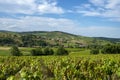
[0,30,119,47]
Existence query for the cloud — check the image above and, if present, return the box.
[0,0,64,14]
[75,26,120,38]
[38,0,64,14]
[0,17,120,38]
[0,0,36,14]
[0,16,77,32]
[75,0,120,21]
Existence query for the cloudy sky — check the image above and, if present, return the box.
[0,0,120,38]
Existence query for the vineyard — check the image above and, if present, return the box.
[0,55,120,80]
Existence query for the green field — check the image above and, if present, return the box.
[0,47,33,56]
[0,47,90,56]
[1,47,120,80]
[1,54,120,79]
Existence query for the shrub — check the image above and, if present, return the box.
[101,44,120,54]
[90,49,99,54]
[55,46,69,55]
[43,47,54,55]
[49,49,54,55]
[10,46,22,56]
[31,48,43,56]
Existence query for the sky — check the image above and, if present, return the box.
[0,0,120,38]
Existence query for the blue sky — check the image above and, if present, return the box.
[0,0,120,38]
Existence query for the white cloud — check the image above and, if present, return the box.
[0,16,76,32]
[38,0,64,14]
[75,26,120,38]
[89,0,106,7]
[0,0,64,14]
[0,0,36,14]
[75,0,120,21]
[0,17,120,38]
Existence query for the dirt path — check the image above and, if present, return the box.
[0,47,10,50]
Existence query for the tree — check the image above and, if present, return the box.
[55,46,69,55]
[43,47,50,55]
[49,49,54,55]
[0,37,15,46]
[10,46,22,56]
[90,49,99,54]
[101,44,120,54]
[43,47,54,55]
[31,47,43,56]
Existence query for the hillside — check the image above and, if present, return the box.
[94,37,120,43]
[0,31,119,47]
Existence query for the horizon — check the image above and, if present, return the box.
[0,0,120,38]
[0,30,120,39]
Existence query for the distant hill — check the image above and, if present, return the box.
[94,37,120,43]
[0,31,119,47]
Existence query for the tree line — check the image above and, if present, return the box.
[0,34,49,47]
[90,44,120,54]
[10,46,69,56]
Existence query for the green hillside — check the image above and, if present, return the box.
[94,37,120,43]
[0,31,119,47]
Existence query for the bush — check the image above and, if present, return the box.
[55,46,69,55]
[31,48,43,56]
[10,46,22,56]
[43,47,54,55]
[90,49,99,54]
[43,47,49,55]
[101,44,120,54]
[49,49,54,55]
[31,47,54,56]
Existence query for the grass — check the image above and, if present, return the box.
[0,49,10,56]
[0,47,33,56]
[0,47,120,59]
[0,47,90,56]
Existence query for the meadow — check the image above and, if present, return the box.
[0,47,120,80]
[0,47,89,56]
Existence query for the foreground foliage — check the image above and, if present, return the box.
[0,55,120,80]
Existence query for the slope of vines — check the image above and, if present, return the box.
[0,55,120,80]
